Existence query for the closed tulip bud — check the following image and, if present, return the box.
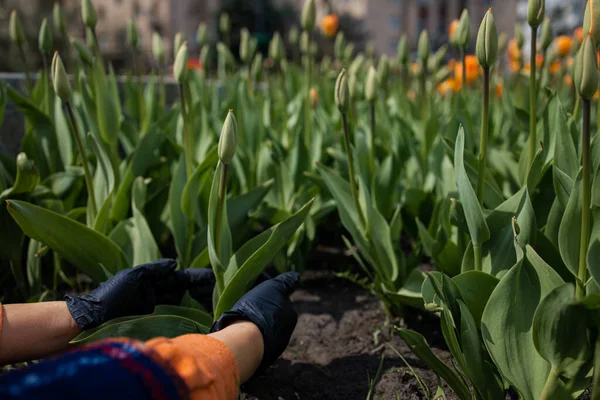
[269,32,284,62]
[515,25,525,48]
[86,27,95,49]
[365,41,375,58]
[348,71,358,99]
[300,31,310,54]
[9,10,24,46]
[344,42,355,61]
[377,55,389,83]
[418,30,430,65]
[127,19,138,49]
[51,52,72,101]
[219,110,237,164]
[39,18,53,54]
[430,44,448,70]
[200,45,210,68]
[173,42,189,83]
[574,35,599,100]
[81,0,98,30]
[335,69,350,114]
[196,23,207,46]
[475,9,498,69]
[152,32,165,65]
[310,41,318,56]
[288,26,299,45]
[540,18,552,51]
[217,42,236,66]
[53,3,66,33]
[498,32,508,54]
[456,9,470,49]
[174,32,184,56]
[527,0,544,28]
[219,13,230,35]
[365,66,377,102]
[397,35,409,65]
[334,31,345,60]
[349,53,364,76]
[240,28,250,63]
[301,0,316,32]
[251,53,263,81]
[71,37,93,65]
[583,0,600,47]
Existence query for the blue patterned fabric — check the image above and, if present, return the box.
[0,339,189,400]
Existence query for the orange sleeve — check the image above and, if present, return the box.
[144,334,240,400]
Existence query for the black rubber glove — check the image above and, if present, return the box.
[171,268,216,311]
[211,272,300,375]
[65,259,216,330]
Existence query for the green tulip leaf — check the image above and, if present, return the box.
[454,127,490,247]
[558,171,583,278]
[6,200,129,282]
[214,199,313,319]
[397,328,471,400]
[481,245,564,400]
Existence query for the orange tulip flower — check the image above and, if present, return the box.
[449,19,459,40]
[454,55,481,86]
[447,58,456,70]
[564,75,573,86]
[549,60,561,75]
[507,38,521,61]
[408,89,416,101]
[310,87,318,106]
[509,59,521,72]
[186,58,202,70]
[574,27,583,44]
[495,83,503,99]
[320,14,339,37]
[555,36,573,57]
[536,53,544,68]
[437,78,460,96]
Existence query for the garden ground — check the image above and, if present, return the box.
[242,269,453,399]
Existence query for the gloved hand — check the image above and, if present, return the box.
[65,259,216,330]
[211,272,299,375]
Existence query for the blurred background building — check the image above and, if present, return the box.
[0,0,586,72]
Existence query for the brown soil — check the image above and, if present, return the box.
[241,270,454,400]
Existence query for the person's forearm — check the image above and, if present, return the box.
[208,321,264,383]
[0,302,81,364]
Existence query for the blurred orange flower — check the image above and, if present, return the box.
[574,27,583,44]
[595,90,599,100]
[187,58,202,70]
[437,78,460,96]
[536,54,544,68]
[408,89,416,101]
[310,87,318,106]
[447,58,456,70]
[524,63,531,72]
[495,83,503,98]
[509,59,521,72]
[507,38,521,61]
[321,14,339,37]
[449,19,459,40]
[564,75,573,86]
[555,36,573,57]
[549,60,561,75]
[454,55,481,85]
[566,56,574,69]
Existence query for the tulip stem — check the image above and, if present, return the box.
[591,334,600,400]
[539,369,560,400]
[42,53,51,115]
[133,49,146,136]
[528,26,538,171]
[304,34,313,150]
[369,101,376,178]
[477,68,490,205]
[461,49,467,91]
[576,98,591,300]
[65,102,97,218]
[341,112,365,227]
[179,84,194,180]
[214,162,228,295]
[18,45,32,94]
[473,245,483,272]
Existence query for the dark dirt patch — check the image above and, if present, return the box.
[241,270,454,400]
